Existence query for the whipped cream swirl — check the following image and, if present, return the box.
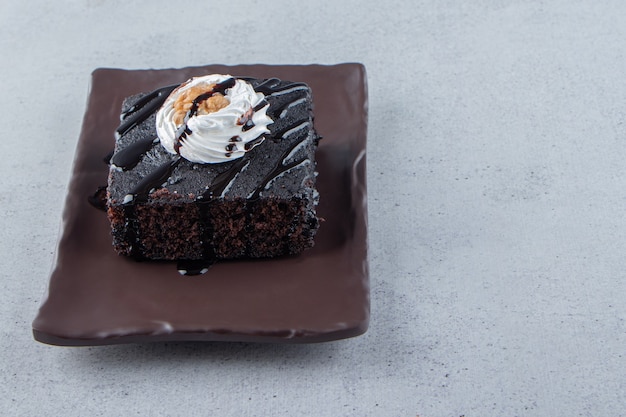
[156,74,272,164]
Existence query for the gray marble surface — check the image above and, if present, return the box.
[2,0,625,416]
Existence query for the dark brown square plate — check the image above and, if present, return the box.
[32,63,369,346]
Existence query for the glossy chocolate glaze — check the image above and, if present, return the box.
[32,64,369,346]
[112,77,315,204]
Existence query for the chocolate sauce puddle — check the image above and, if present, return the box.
[177,259,216,276]
[88,186,108,211]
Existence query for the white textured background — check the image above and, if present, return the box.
[2,1,626,416]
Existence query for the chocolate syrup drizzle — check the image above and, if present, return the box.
[247,78,308,95]
[248,128,311,201]
[123,158,182,204]
[199,156,251,201]
[116,84,178,138]
[110,135,158,171]
[191,155,252,271]
[102,77,313,275]
[271,91,309,116]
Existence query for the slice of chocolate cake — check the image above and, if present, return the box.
[106,75,320,262]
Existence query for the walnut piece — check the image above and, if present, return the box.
[172,83,230,125]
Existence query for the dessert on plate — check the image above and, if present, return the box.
[32,63,370,346]
[106,74,321,263]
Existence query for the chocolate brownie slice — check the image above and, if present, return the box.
[106,76,320,261]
